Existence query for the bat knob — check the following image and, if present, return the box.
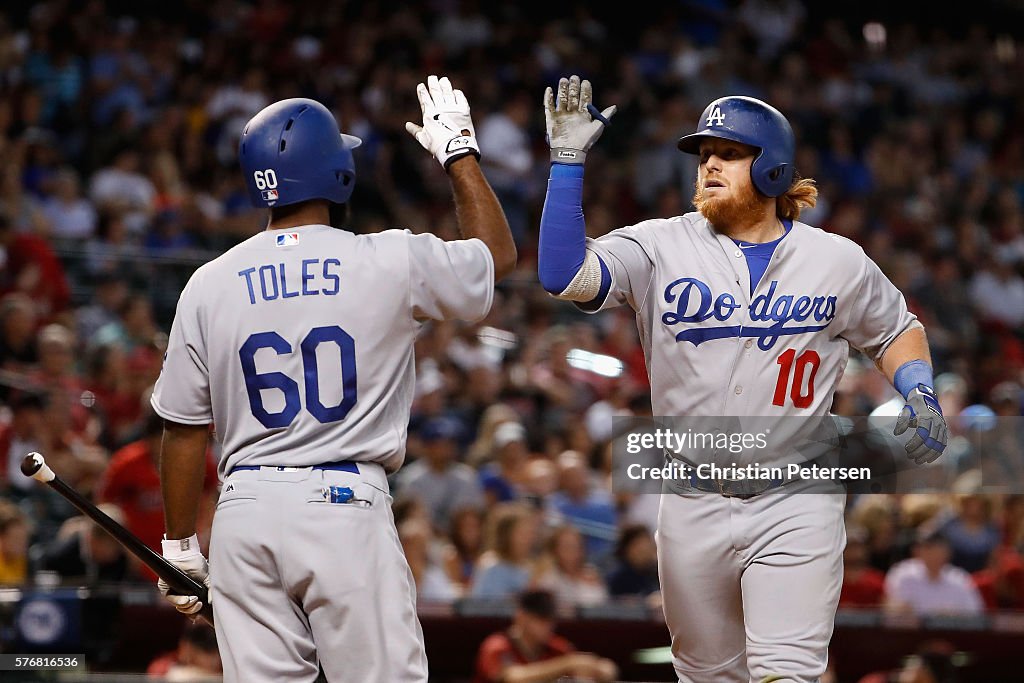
[21,453,42,477]
[21,452,55,482]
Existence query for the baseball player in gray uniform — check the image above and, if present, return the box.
[151,75,516,682]
[538,76,947,683]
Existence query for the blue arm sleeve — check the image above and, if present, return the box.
[893,360,935,399]
[537,163,610,299]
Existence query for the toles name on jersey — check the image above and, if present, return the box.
[237,258,341,304]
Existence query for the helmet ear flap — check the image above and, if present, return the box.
[752,159,793,197]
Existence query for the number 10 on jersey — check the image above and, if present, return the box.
[772,349,820,408]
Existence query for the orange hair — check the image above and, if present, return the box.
[777,176,818,221]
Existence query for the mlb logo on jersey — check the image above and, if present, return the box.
[276,232,299,247]
[262,189,279,202]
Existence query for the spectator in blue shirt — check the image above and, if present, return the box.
[479,421,530,505]
[942,494,1001,573]
[471,502,539,599]
[548,451,617,564]
[606,524,660,599]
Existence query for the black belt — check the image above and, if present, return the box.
[228,461,360,476]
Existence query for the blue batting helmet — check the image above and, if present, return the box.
[239,98,361,208]
[677,96,795,197]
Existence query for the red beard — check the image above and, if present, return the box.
[693,178,766,230]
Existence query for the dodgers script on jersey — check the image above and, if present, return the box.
[581,211,918,422]
[151,225,493,476]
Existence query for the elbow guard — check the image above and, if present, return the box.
[553,250,607,302]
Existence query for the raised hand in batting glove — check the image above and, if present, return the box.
[406,75,480,170]
[158,533,211,616]
[894,385,948,464]
[544,74,617,164]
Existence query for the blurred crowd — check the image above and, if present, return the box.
[0,0,1022,663]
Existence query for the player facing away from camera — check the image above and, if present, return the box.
[537,76,947,683]
[151,76,515,683]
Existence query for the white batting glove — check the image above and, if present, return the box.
[405,74,480,170]
[158,533,211,616]
[544,74,617,164]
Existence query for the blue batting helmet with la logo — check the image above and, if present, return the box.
[677,96,796,198]
[239,98,362,208]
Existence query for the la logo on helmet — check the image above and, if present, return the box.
[706,106,725,127]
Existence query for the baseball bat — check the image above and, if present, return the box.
[21,452,214,627]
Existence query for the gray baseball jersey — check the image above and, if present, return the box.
[582,211,917,420]
[151,225,493,476]
[582,210,917,682]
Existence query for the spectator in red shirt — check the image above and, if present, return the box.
[473,589,617,683]
[1002,495,1024,547]
[147,622,222,682]
[0,213,70,320]
[972,544,1024,610]
[85,343,141,447]
[95,409,217,576]
[840,526,886,608]
[0,391,46,494]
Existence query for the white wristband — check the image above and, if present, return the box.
[162,533,201,560]
[551,148,586,164]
